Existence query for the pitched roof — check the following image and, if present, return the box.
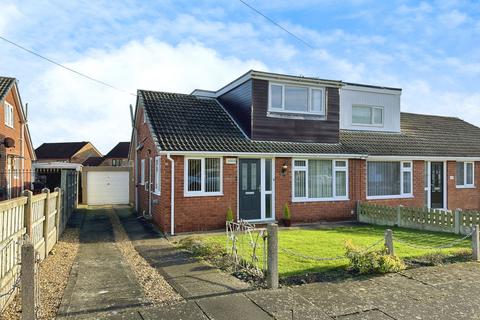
[139,90,480,157]
[82,156,104,166]
[105,142,130,158]
[35,142,90,159]
[0,77,15,101]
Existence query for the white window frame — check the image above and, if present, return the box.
[184,157,223,197]
[140,159,145,185]
[366,160,413,200]
[352,105,384,127]
[268,82,326,116]
[4,101,14,128]
[456,161,475,188]
[154,156,161,195]
[292,159,349,202]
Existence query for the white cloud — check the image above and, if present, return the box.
[0,2,22,34]
[27,39,266,153]
[438,9,467,28]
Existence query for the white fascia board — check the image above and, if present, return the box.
[367,155,480,161]
[251,71,343,88]
[158,151,367,159]
[341,84,402,95]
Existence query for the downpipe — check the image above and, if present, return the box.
[167,153,175,235]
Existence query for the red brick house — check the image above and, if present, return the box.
[83,142,130,167]
[0,77,36,200]
[35,141,102,164]
[131,70,480,234]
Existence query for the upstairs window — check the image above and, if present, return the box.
[269,83,325,115]
[4,102,14,128]
[352,105,383,126]
[456,161,474,188]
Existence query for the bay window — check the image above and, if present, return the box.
[367,161,412,198]
[185,157,222,196]
[269,83,325,115]
[456,161,474,188]
[293,159,348,201]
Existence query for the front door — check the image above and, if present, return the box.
[430,162,444,209]
[239,159,261,220]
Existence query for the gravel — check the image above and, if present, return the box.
[108,210,182,306]
[2,228,80,320]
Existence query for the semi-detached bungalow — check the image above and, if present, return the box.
[130,70,480,234]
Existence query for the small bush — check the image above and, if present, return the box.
[283,203,291,220]
[226,207,234,222]
[179,236,225,258]
[344,240,405,274]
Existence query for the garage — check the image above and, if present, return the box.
[85,170,130,205]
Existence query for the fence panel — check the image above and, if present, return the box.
[358,202,397,226]
[31,194,47,259]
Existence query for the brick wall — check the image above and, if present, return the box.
[447,161,480,210]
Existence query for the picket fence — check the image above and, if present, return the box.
[0,188,68,311]
[358,201,480,235]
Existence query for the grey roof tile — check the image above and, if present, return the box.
[0,77,15,101]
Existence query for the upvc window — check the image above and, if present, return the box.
[154,156,161,194]
[185,157,222,196]
[269,83,325,115]
[140,159,145,185]
[4,102,13,128]
[292,159,348,201]
[456,161,474,188]
[367,161,412,198]
[352,105,383,126]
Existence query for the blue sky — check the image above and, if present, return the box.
[0,0,479,153]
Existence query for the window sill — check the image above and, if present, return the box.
[153,191,161,196]
[242,218,276,224]
[184,192,223,198]
[267,110,326,120]
[366,195,414,200]
[4,124,14,129]
[292,197,349,203]
[456,185,475,189]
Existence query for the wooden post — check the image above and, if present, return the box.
[396,205,403,227]
[42,188,50,258]
[454,209,462,234]
[384,229,394,255]
[21,242,36,320]
[267,224,278,289]
[54,187,62,240]
[23,190,33,237]
[472,225,479,262]
[356,200,361,217]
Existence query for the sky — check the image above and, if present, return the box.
[0,0,479,154]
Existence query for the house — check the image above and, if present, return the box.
[131,70,480,234]
[0,77,36,200]
[82,142,130,167]
[35,141,102,164]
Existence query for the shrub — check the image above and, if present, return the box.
[344,240,405,274]
[179,236,225,258]
[283,203,291,220]
[226,207,234,222]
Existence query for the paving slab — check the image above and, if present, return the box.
[196,293,272,320]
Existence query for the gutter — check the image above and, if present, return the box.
[166,153,175,235]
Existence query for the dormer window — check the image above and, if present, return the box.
[269,83,325,116]
[352,105,383,126]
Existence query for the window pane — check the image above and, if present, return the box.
[308,160,333,198]
[367,162,401,196]
[265,194,272,219]
[205,158,220,192]
[251,163,257,190]
[311,89,323,113]
[335,171,347,197]
[335,160,347,168]
[294,160,306,167]
[372,108,383,125]
[352,106,372,124]
[265,159,272,191]
[188,159,202,192]
[271,85,282,108]
[241,163,248,191]
[456,162,465,186]
[285,86,308,112]
[466,163,474,185]
[403,171,412,194]
[294,171,306,197]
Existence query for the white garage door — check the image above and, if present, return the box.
[87,171,129,205]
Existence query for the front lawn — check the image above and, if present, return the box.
[191,225,471,278]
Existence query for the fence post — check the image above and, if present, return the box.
[472,225,479,262]
[454,209,462,235]
[267,223,278,289]
[384,229,394,255]
[54,187,62,240]
[42,188,50,258]
[356,200,361,216]
[396,205,403,227]
[21,242,36,320]
[23,190,34,237]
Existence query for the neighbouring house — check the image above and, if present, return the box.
[35,141,102,164]
[131,70,480,234]
[0,77,36,200]
[82,142,130,167]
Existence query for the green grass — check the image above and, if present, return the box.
[198,225,471,277]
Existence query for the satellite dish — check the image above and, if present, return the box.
[3,137,15,148]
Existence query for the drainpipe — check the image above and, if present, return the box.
[129,104,138,212]
[167,153,175,235]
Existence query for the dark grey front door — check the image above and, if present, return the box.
[239,159,261,220]
[431,162,444,209]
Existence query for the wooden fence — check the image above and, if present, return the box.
[358,202,480,235]
[0,188,68,312]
